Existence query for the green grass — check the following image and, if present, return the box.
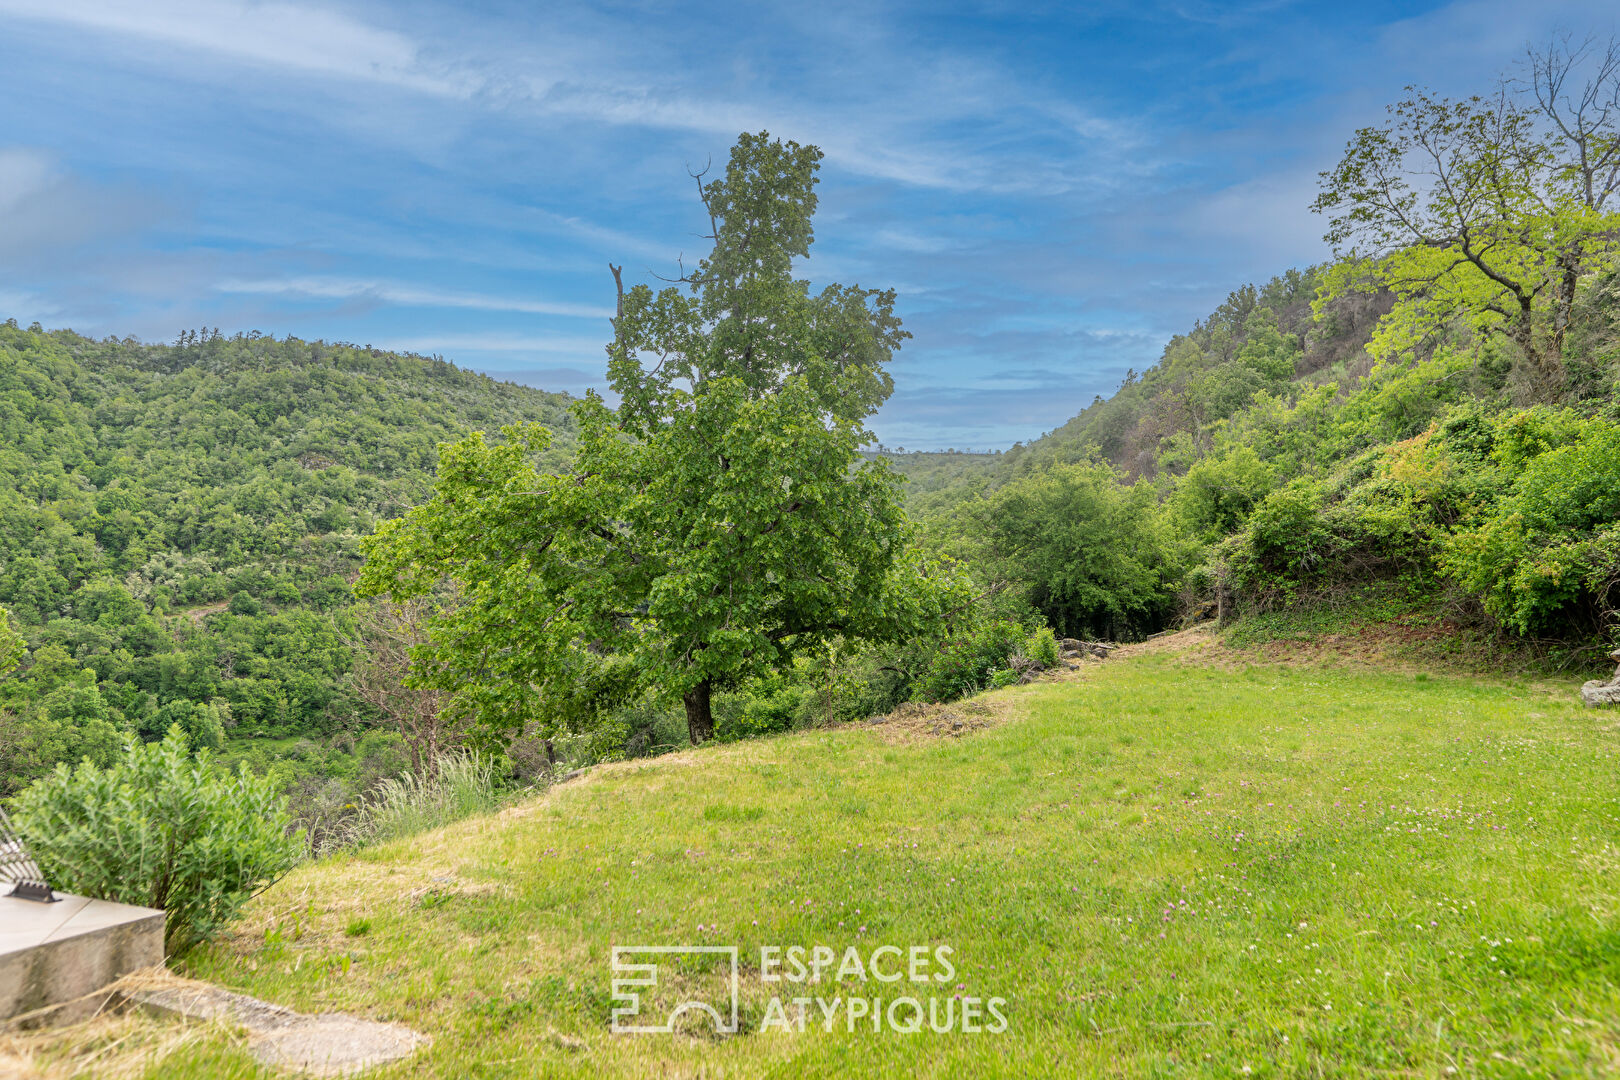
[146,653,1617,1077]
[1221,587,1439,648]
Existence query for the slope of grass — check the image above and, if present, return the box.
[64,653,1620,1076]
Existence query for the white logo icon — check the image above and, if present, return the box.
[610,945,740,1034]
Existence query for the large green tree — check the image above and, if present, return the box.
[1313,40,1620,397]
[983,463,1185,641]
[359,133,956,745]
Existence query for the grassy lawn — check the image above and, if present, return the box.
[95,652,1620,1075]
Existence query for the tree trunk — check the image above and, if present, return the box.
[684,679,715,745]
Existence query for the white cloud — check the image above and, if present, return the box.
[214,276,613,319]
[0,0,467,94]
[0,148,52,214]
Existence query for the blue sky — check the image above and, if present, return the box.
[1,0,1615,449]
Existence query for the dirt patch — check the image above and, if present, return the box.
[859,695,1022,745]
[1109,619,1584,690]
[1109,620,1439,671]
[1111,624,1219,658]
[177,601,229,626]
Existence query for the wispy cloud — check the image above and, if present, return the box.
[0,0,1138,195]
[3,0,1602,447]
[214,277,613,319]
[0,0,463,94]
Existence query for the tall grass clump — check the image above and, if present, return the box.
[342,753,504,849]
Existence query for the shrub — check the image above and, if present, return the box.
[912,620,1026,703]
[1174,446,1275,540]
[12,729,304,955]
[1444,415,1620,635]
[1025,627,1060,669]
[986,667,1020,690]
[986,463,1184,640]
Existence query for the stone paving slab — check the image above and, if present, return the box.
[131,979,430,1077]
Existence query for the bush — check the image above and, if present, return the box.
[12,729,304,955]
[986,667,1020,690]
[1025,627,1059,668]
[985,462,1184,640]
[912,620,1026,704]
[1444,414,1620,635]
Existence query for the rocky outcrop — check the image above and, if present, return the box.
[1059,638,1115,660]
[1580,649,1620,707]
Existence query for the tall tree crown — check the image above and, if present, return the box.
[608,133,905,437]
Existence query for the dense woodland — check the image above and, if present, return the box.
[4,47,1620,833]
[0,327,573,802]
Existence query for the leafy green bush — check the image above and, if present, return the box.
[1174,445,1276,540]
[986,667,1020,689]
[12,729,304,955]
[985,463,1184,640]
[912,620,1026,703]
[1445,414,1620,634]
[1025,627,1059,668]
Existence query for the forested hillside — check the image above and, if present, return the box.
[907,260,1620,649]
[0,322,574,795]
[903,60,1620,657]
[7,47,1620,823]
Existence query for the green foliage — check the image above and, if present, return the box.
[12,729,304,955]
[1234,307,1301,381]
[983,463,1184,640]
[1312,76,1620,396]
[360,134,963,746]
[0,324,574,794]
[0,604,23,677]
[1025,626,1059,668]
[1445,413,1620,635]
[334,753,503,853]
[911,619,1026,703]
[1174,445,1275,539]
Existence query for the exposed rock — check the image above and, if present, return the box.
[1058,638,1114,659]
[1580,649,1620,708]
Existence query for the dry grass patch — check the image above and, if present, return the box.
[859,694,1022,744]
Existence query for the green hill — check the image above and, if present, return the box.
[906,267,1620,655]
[0,321,576,796]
